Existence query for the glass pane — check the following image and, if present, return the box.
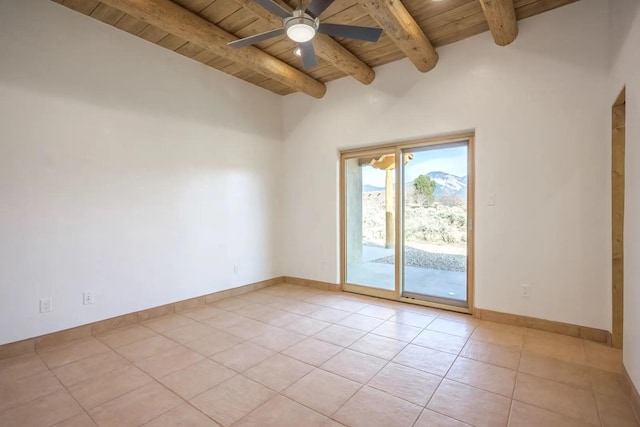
[345,154,396,291]
[402,143,468,303]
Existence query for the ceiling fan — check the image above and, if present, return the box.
[228,0,383,69]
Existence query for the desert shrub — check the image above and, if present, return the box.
[363,193,468,245]
[439,194,465,207]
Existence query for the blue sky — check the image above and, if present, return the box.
[362,145,467,187]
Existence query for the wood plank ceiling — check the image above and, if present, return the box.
[52,0,579,97]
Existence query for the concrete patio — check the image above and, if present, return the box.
[347,245,467,301]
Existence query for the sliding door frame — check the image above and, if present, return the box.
[340,132,475,314]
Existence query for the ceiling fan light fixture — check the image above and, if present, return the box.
[284,12,318,43]
[287,23,316,42]
[293,47,302,56]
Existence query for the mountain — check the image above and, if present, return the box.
[362,171,467,202]
[363,184,385,192]
[426,171,467,201]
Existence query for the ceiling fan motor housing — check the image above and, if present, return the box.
[284,10,320,42]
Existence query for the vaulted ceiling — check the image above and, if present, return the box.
[52,0,579,98]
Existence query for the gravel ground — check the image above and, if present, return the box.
[372,245,466,272]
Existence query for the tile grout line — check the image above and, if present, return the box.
[584,341,606,427]
[421,322,483,427]
[505,349,526,427]
[54,365,101,427]
[511,369,605,426]
[0,364,66,416]
[144,374,221,426]
[228,393,282,427]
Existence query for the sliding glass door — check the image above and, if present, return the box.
[341,135,474,311]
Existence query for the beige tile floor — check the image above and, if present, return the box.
[0,283,638,427]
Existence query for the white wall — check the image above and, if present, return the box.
[0,0,283,344]
[282,0,611,330]
[609,0,640,396]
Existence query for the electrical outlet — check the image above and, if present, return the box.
[40,298,52,313]
[521,284,531,297]
[83,291,94,305]
[233,265,239,275]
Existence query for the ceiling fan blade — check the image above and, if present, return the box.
[228,28,286,48]
[254,0,291,19]
[305,0,335,18]
[318,23,383,42]
[298,42,318,69]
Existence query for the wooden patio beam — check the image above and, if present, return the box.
[101,0,326,98]
[478,0,518,46]
[360,0,438,72]
[233,0,376,85]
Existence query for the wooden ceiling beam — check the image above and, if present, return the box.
[233,0,375,84]
[100,0,326,98]
[360,0,438,72]
[478,0,518,46]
